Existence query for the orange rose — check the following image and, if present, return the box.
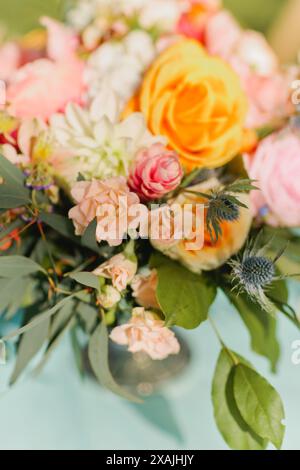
[127,39,248,171]
[151,179,252,272]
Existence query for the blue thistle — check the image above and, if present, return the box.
[239,256,275,288]
[229,233,283,313]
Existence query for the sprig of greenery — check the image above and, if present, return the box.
[184,178,258,243]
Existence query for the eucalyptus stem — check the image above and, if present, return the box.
[208,316,239,366]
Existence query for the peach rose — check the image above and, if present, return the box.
[131,269,160,309]
[152,179,252,272]
[69,177,142,247]
[110,307,180,360]
[93,253,137,292]
[130,39,247,171]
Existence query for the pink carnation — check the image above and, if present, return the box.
[245,130,300,227]
[69,177,142,247]
[131,269,160,309]
[129,144,183,201]
[110,307,180,360]
[6,18,85,120]
[93,253,137,292]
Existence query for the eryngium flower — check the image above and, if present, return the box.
[230,234,283,313]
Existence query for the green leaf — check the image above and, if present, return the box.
[69,271,100,291]
[34,315,76,376]
[81,219,99,252]
[70,326,84,378]
[151,253,216,329]
[88,322,142,403]
[224,289,280,372]
[0,278,20,312]
[0,255,47,278]
[49,300,75,340]
[76,302,97,334]
[0,184,30,209]
[2,294,78,341]
[39,212,78,242]
[233,364,285,449]
[212,349,267,450]
[0,153,25,185]
[10,316,50,385]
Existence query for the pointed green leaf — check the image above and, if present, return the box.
[10,317,50,385]
[81,219,99,252]
[0,153,25,185]
[233,364,285,449]
[212,349,267,450]
[0,255,47,278]
[0,184,30,209]
[69,271,100,291]
[39,212,78,242]
[88,322,142,403]
[151,253,216,329]
[2,294,78,341]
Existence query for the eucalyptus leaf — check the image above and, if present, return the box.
[34,315,76,376]
[10,316,50,385]
[69,272,100,291]
[0,153,25,185]
[88,322,142,403]
[0,184,30,209]
[49,300,75,340]
[0,255,47,278]
[2,294,78,341]
[212,349,267,450]
[76,302,97,334]
[81,219,99,252]
[233,364,285,449]
[70,326,84,378]
[151,253,216,329]
[39,212,78,242]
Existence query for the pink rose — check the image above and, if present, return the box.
[131,269,160,309]
[93,253,137,292]
[6,18,85,120]
[129,144,183,201]
[110,307,180,360]
[245,130,300,227]
[69,177,143,246]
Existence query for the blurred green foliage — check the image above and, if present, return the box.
[0,0,288,36]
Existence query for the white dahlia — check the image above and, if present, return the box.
[49,87,165,186]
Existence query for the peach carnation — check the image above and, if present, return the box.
[110,307,180,360]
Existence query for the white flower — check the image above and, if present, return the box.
[85,30,156,103]
[139,0,187,31]
[98,285,121,309]
[50,87,165,185]
[67,0,187,33]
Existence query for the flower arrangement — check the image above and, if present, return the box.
[0,0,300,450]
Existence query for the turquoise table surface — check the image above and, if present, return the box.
[0,285,300,450]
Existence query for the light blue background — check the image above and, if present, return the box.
[0,285,299,450]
